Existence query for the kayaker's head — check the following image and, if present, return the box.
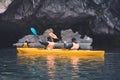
[72,38,77,43]
[47,36,52,42]
[25,39,29,43]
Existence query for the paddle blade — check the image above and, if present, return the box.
[30,27,37,35]
[49,32,58,39]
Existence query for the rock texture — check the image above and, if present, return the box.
[0,0,120,48]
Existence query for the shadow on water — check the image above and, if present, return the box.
[93,46,120,80]
[104,52,120,80]
[0,48,120,80]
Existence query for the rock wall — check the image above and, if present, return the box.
[0,0,120,48]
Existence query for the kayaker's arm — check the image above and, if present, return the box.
[64,42,73,49]
[39,40,49,46]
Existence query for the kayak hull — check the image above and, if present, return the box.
[17,48,104,60]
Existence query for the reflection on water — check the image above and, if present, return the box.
[1,48,120,80]
[47,56,56,80]
[16,53,104,80]
[70,57,80,79]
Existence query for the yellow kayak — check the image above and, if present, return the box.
[17,48,104,60]
[17,48,104,54]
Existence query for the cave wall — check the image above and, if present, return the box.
[0,0,120,48]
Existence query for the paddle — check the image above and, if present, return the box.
[49,32,58,39]
[30,27,38,36]
[30,27,40,43]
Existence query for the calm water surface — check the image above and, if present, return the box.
[0,48,119,80]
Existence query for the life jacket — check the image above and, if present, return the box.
[70,42,80,50]
[23,42,28,48]
[46,41,55,49]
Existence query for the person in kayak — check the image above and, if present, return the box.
[22,39,29,48]
[70,38,80,50]
[64,38,80,50]
[39,36,55,49]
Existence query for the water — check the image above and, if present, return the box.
[0,48,119,80]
